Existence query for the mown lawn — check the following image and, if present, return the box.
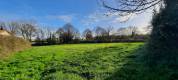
[0,43,143,80]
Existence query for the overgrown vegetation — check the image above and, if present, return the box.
[0,36,31,57]
[145,0,178,64]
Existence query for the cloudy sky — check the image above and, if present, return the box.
[0,0,153,33]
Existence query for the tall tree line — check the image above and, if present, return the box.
[0,21,148,45]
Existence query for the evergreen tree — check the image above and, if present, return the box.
[101,0,178,63]
[146,0,178,63]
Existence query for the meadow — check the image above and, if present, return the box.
[0,43,175,80]
[0,43,142,80]
[1,43,175,80]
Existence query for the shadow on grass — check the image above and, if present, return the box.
[104,46,147,80]
[105,46,178,80]
[40,44,139,80]
[41,43,147,80]
[40,43,178,80]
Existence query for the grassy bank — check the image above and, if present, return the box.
[0,36,31,58]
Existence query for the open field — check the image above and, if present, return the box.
[0,0,177,80]
[1,43,175,80]
[0,43,142,80]
[0,43,178,80]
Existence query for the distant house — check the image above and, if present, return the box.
[0,27,11,36]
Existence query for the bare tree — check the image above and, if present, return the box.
[56,23,78,43]
[100,0,162,14]
[36,28,45,40]
[83,28,93,40]
[105,26,113,37]
[18,22,37,41]
[56,28,64,43]
[45,27,53,39]
[94,26,108,42]
[6,21,19,35]
[95,26,107,37]
[128,26,138,37]
[34,27,46,45]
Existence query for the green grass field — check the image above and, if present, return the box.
[1,43,175,80]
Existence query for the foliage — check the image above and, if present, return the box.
[101,0,178,70]
[145,0,178,64]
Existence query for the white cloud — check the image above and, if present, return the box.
[81,11,137,27]
[136,23,151,34]
[111,13,136,23]
[47,14,74,23]
[81,12,113,27]
[81,10,152,35]
[57,15,73,22]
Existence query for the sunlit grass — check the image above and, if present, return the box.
[0,43,142,80]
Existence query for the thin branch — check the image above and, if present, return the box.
[102,0,162,13]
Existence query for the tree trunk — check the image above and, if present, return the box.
[146,0,178,63]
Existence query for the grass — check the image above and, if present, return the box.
[2,42,176,80]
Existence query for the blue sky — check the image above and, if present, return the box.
[0,0,153,33]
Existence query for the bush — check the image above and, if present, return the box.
[0,35,31,57]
